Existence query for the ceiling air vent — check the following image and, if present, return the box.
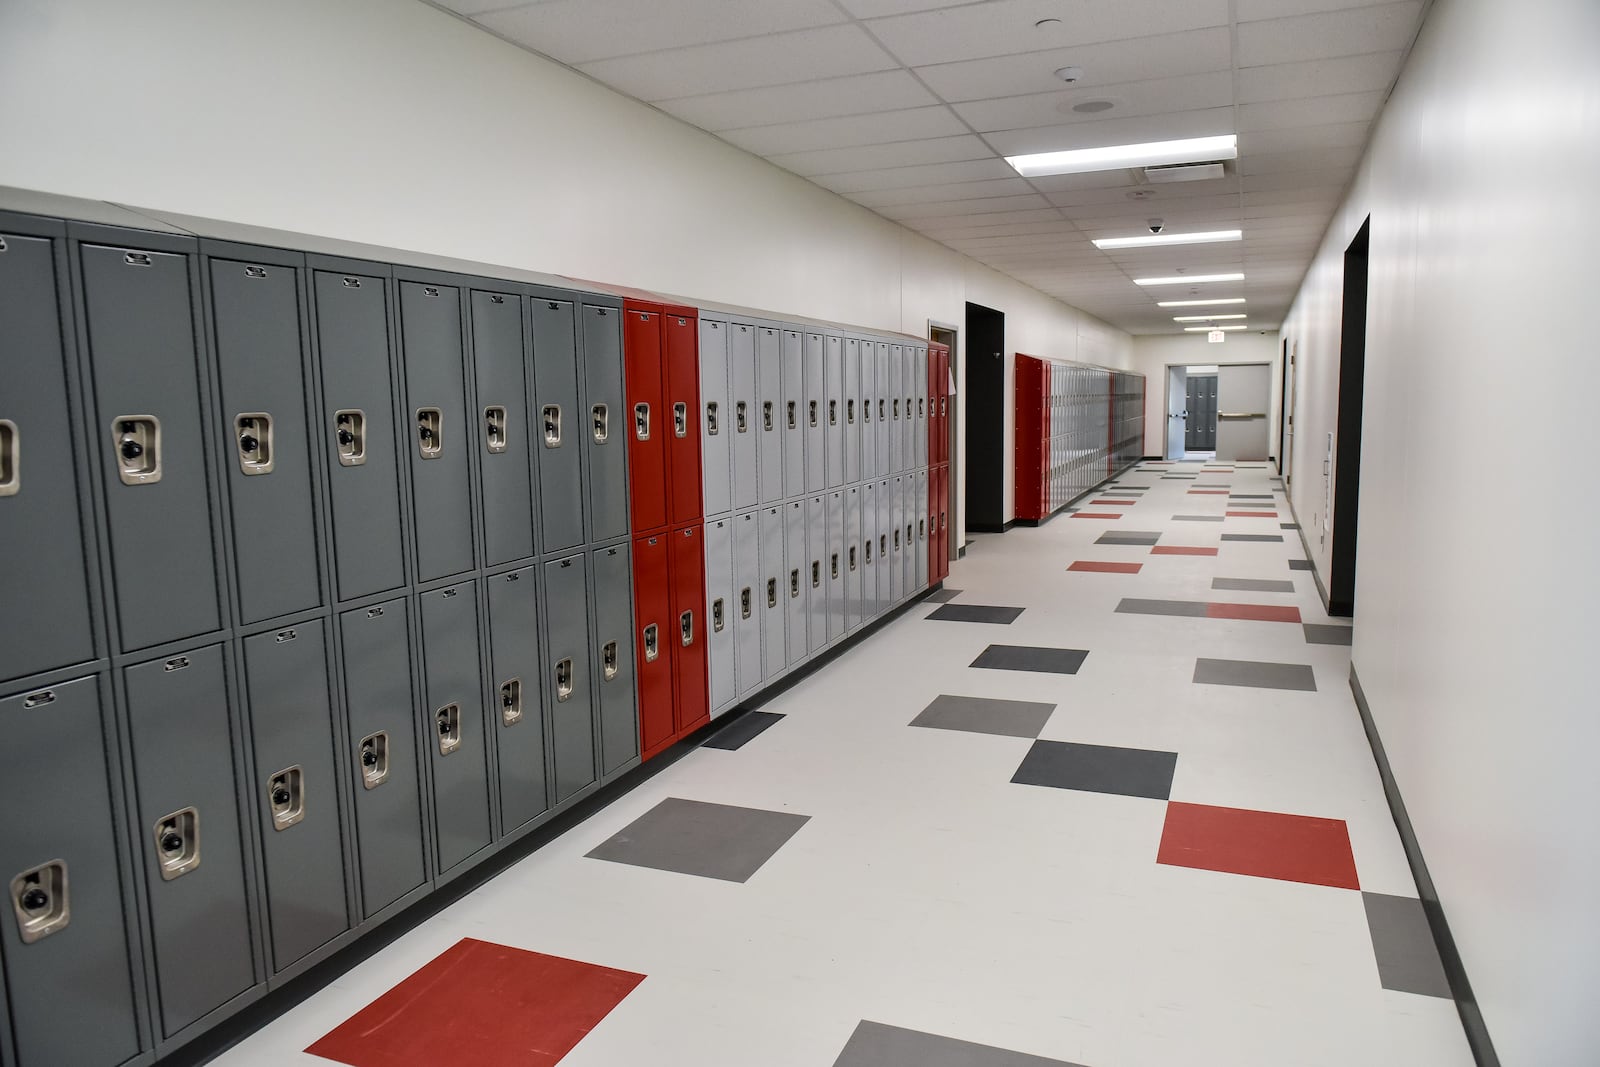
[1143,161,1227,184]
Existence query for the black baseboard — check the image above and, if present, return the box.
[967,520,1014,534]
[1349,666,1500,1067]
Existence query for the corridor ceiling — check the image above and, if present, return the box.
[427,0,1427,334]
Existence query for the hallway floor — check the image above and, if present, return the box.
[220,462,1474,1067]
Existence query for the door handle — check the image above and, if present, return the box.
[484,406,508,453]
[736,401,749,433]
[680,610,694,647]
[499,678,523,725]
[10,861,70,943]
[643,623,659,661]
[415,408,442,459]
[152,808,200,880]
[602,641,619,681]
[113,415,162,484]
[358,732,389,789]
[541,405,563,447]
[634,402,650,440]
[808,400,818,427]
[0,419,16,497]
[266,766,306,830]
[234,413,274,475]
[673,402,688,438]
[712,598,725,632]
[706,401,720,435]
[435,704,461,755]
[555,657,574,701]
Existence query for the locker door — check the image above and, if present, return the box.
[824,335,844,489]
[755,326,783,505]
[916,469,930,590]
[471,289,535,566]
[123,645,255,1038]
[732,511,762,696]
[81,241,222,651]
[901,476,915,597]
[887,478,903,605]
[915,345,929,469]
[938,465,951,580]
[0,227,96,683]
[0,675,141,1067]
[887,343,903,474]
[803,333,826,493]
[208,255,321,625]
[860,482,878,622]
[844,485,862,630]
[530,299,584,553]
[698,318,732,517]
[729,323,759,509]
[418,581,491,873]
[902,343,917,473]
[825,491,844,642]
[339,598,427,918]
[842,338,861,484]
[783,500,806,666]
[703,517,736,715]
[664,313,703,527]
[486,566,547,834]
[542,555,595,803]
[859,340,877,482]
[781,329,805,499]
[804,496,826,654]
[400,281,474,582]
[590,544,638,775]
[623,309,667,532]
[242,620,349,973]
[632,533,674,755]
[758,506,785,680]
[873,342,890,483]
[933,347,948,465]
[581,305,629,543]
[669,525,709,734]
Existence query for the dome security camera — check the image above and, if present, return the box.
[1148,219,1164,234]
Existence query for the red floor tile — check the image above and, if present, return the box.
[1158,802,1359,890]
[1069,561,1143,574]
[1070,513,1122,519]
[306,939,645,1067]
[1151,546,1219,556]
[1092,499,1137,505]
[1226,510,1279,518]
[1206,602,1302,623]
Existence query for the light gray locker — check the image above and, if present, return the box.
[890,477,905,604]
[581,305,628,543]
[209,255,321,625]
[0,674,142,1067]
[914,344,929,469]
[842,338,861,484]
[803,333,826,494]
[485,566,547,834]
[123,644,256,1038]
[916,469,930,591]
[418,581,491,873]
[542,554,595,804]
[729,322,759,509]
[401,281,475,582]
[242,620,349,973]
[861,481,878,622]
[873,342,891,484]
[825,490,845,642]
[732,510,762,696]
[314,267,406,602]
[781,329,805,499]
[471,289,535,566]
[756,326,783,505]
[339,598,427,919]
[698,317,732,517]
[823,334,844,489]
[530,298,583,553]
[859,340,877,482]
[0,227,96,683]
[81,240,222,652]
[844,485,862,631]
[888,343,904,474]
[704,516,736,714]
[783,500,807,666]
[805,495,827,654]
[759,506,785,680]
[590,544,637,776]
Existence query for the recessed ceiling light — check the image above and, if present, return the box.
[1157,297,1247,307]
[1135,272,1244,286]
[1072,99,1115,113]
[1173,314,1247,321]
[1005,135,1236,178]
[1184,325,1247,331]
[1093,229,1240,250]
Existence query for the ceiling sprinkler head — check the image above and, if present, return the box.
[1054,65,1084,84]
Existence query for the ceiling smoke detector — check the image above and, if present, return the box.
[1054,66,1084,83]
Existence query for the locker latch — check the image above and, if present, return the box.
[416,408,443,459]
[740,587,752,619]
[334,409,367,466]
[112,415,161,485]
[766,578,777,608]
[893,529,900,550]
[941,513,947,530]
[831,554,839,580]
[234,413,274,475]
[673,402,688,438]
[10,861,69,943]
[847,399,855,425]
[542,405,564,447]
[864,541,873,564]
[893,399,901,421]
[359,732,390,789]
[267,766,306,831]
[712,598,725,632]
[789,568,800,598]
[555,657,574,701]
[152,808,200,881]
[0,419,18,497]
[863,399,870,424]
[680,610,693,647]
[808,401,818,428]
[905,523,912,547]
[918,398,925,418]
[436,704,462,755]
[786,401,797,430]
[634,402,650,441]
[878,399,886,421]
[484,406,508,454]
[762,401,773,432]
[848,547,857,571]
[829,400,837,426]
[882,534,889,556]
[602,642,619,681]
[735,401,748,433]
[591,404,608,444]
[811,561,820,589]
[643,623,659,662]
[706,401,720,435]
[905,394,912,420]
[941,397,947,417]
[500,678,523,726]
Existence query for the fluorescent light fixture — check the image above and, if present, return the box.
[1093,229,1241,250]
[1135,272,1244,286]
[1156,298,1248,307]
[1005,135,1237,178]
[1184,325,1246,332]
[1173,314,1246,321]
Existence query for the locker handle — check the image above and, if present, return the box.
[358,732,390,789]
[918,398,925,418]
[643,623,659,662]
[540,405,563,447]
[602,642,619,681]
[893,530,900,550]
[0,419,17,497]
[334,409,366,466]
[865,541,873,564]
[500,678,523,726]
[790,568,800,598]
[484,405,508,454]
[673,401,688,438]
[762,400,773,432]
[893,399,900,421]
[416,408,443,459]
[10,861,70,943]
[736,401,749,433]
[436,704,462,755]
[680,610,694,647]
[112,415,162,485]
[829,400,837,426]
[786,401,796,430]
[234,412,274,476]
[848,546,857,571]
[740,587,752,619]
[831,553,839,579]
[555,658,574,701]
[862,398,870,424]
[847,399,855,425]
[811,561,820,588]
[591,404,608,444]
[766,578,777,608]
[883,534,890,555]
[634,402,650,441]
[878,399,886,421]
[706,401,720,435]
[152,808,200,881]
[712,598,725,632]
[266,766,306,831]
[808,400,818,428]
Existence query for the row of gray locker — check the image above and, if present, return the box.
[0,545,637,1067]
[708,474,932,716]
[698,316,932,516]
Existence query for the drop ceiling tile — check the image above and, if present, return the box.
[1240,168,1357,192]
[434,0,529,14]
[880,193,1054,220]
[1236,50,1404,103]
[984,106,1237,156]
[576,24,897,100]
[915,220,1079,240]
[1242,186,1348,206]
[1238,91,1386,131]
[953,71,1235,133]
[1241,122,1371,155]
[849,178,1038,207]
[656,70,938,130]
[1236,0,1401,21]
[1046,180,1237,209]
[836,0,973,16]
[768,134,993,176]
[1235,2,1424,67]
[1245,204,1337,222]
[720,105,967,155]
[1238,145,1364,175]
[897,207,1067,228]
[813,158,1022,193]
[1064,194,1241,220]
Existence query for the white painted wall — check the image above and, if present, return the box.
[1129,333,1282,458]
[0,0,1131,537]
[1278,0,1600,1061]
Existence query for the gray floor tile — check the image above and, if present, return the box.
[1011,740,1177,800]
[928,603,1025,624]
[970,644,1088,675]
[1212,577,1296,593]
[1281,523,1301,530]
[1173,514,1225,522]
[1161,475,1199,480]
[1221,533,1284,542]
[702,710,784,750]
[586,798,810,882]
[910,694,1057,739]
[1095,531,1162,546]
[1193,657,1317,692]
[925,587,963,603]
[1363,893,1452,998]
[1303,623,1353,646]
[1289,559,1314,571]
[1230,493,1273,499]
[1115,597,1208,618]
[833,1021,1085,1067]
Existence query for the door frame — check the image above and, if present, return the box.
[1161,359,1272,458]
[928,319,959,561]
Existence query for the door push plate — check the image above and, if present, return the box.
[706,401,720,436]
[634,402,650,441]
[811,561,820,588]
[334,409,366,466]
[555,657,574,702]
[543,405,563,447]
[643,623,659,662]
[234,412,274,475]
[740,587,752,620]
[416,408,443,459]
[10,861,69,943]
[712,598,725,632]
[484,406,508,454]
[673,402,688,438]
[436,703,462,755]
[500,678,523,726]
[0,419,17,497]
[152,808,200,881]
[789,568,800,598]
[358,731,390,789]
[267,766,306,831]
[735,401,748,433]
[602,641,619,681]
[808,401,818,428]
[680,610,693,647]
[112,415,161,485]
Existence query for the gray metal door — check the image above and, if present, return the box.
[704,516,736,714]
[209,255,322,625]
[530,298,584,553]
[844,485,862,630]
[860,481,878,621]
[485,566,547,834]
[888,343,903,473]
[470,289,535,566]
[888,478,903,605]
[859,340,877,482]
[0,227,96,683]
[338,598,427,918]
[589,544,637,776]
[401,281,475,582]
[732,510,762,696]
[825,491,845,642]
[418,581,491,873]
[542,555,595,804]
[698,317,732,517]
[81,241,222,652]
[759,506,785,680]
[783,500,807,667]
[1185,373,1217,451]
[842,338,861,483]
[241,620,349,973]
[915,469,929,591]
[0,674,142,1067]
[781,329,805,499]
[805,496,826,654]
[803,333,826,493]
[729,323,758,510]
[1215,363,1272,461]
[824,335,844,489]
[313,268,406,602]
[756,326,783,505]
[123,644,256,1038]
[915,345,929,469]
[580,305,628,543]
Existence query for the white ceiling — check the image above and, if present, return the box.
[427,0,1427,334]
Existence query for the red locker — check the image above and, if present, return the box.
[938,345,951,464]
[668,524,709,738]
[663,312,704,527]
[1013,355,1049,522]
[632,532,675,754]
[623,305,668,533]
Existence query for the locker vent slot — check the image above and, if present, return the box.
[0,419,15,496]
[359,732,389,789]
[643,624,659,662]
[706,401,720,435]
[673,402,687,438]
[712,598,725,632]
[435,703,462,755]
[542,405,563,447]
[415,408,443,459]
[740,587,752,620]
[680,610,693,647]
[234,412,274,475]
[334,409,367,466]
[484,406,508,453]
[112,415,162,485]
[634,402,650,441]
[500,678,523,726]
[152,808,201,880]
[602,642,619,681]
[555,657,574,701]
[10,862,69,943]
[267,766,306,831]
